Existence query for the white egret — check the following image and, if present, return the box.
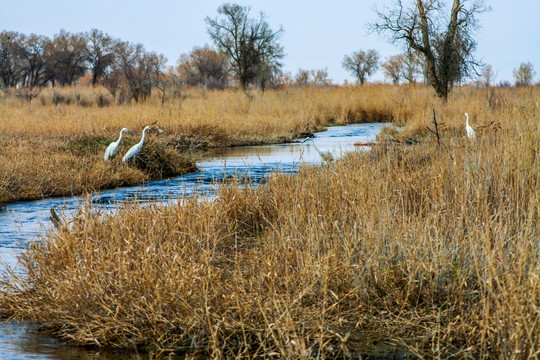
[465,113,476,139]
[302,137,334,162]
[122,126,154,163]
[104,128,132,160]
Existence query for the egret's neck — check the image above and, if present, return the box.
[140,128,149,144]
[118,130,125,142]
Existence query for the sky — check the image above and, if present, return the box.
[1,0,539,84]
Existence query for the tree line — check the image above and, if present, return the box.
[0,29,167,102]
[1,1,536,103]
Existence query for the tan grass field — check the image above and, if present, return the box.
[1,85,397,204]
[0,85,539,358]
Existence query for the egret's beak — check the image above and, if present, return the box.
[155,127,164,133]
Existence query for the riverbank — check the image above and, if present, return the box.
[1,85,539,358]
[0,85,399,206]
[2,84,530,206]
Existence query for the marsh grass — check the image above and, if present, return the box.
[0,134,194,204]
[66,135,112,155]
[132,139,198,177]
[0,85,539,358]
[1,85,405,205]
[2,131,539,358]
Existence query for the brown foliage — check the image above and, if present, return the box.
[0,86,539,358]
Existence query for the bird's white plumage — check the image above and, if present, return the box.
[104,128,131,160]
[465,113,476,139]
[122,126,153,163]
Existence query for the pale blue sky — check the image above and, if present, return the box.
[1,0,539,84]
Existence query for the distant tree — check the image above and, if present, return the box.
[177,45,229,89]
[131,51,166,103]
[104,41,140,101]
[176,55,198,88]
[254,60,283,90]
[401,49,424,84]
[311,68,332,86]
[104,41,166,103]
[293,68,331,87]
[342,49,379,84]
[372,0,489,101]
[271,70,291,87]
[205,3,284,90]
[0,29,168,99]
[45,30,87,86]
[477,64,495,87]
[513,62,535,86]
[20,34,50,88]
[0,31,25,88]
[84,29,116,86]
[381,55,404,84]
[294,68,310,86]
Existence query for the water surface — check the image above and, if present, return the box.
[0,123,391,359]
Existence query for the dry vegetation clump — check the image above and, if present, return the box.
[0,134,195,204]
[132,139,198,177]
[39,86,113,107]
[0,85,409,205]
[1,85,539,359]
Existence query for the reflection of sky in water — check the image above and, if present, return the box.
[0,122,387,359]
[0,123,387,268]
[0,321,145,360]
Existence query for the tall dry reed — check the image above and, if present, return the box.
[1,85,403,204]
[1,85,539,358]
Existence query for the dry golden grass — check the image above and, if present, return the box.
[0,85,399,138]
[0,134,195,204]
[0,85,539,359]
[1,85,399,205]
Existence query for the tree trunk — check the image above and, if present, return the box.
[416,0,450,102]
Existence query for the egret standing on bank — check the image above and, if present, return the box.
[104,128,132,160]
[465,113,476,139]
[122,126,154,163]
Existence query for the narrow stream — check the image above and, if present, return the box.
[0,123,398,359]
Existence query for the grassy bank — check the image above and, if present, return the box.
[0,85,539,358]
[1,85,398,205]
[0,135,195,204]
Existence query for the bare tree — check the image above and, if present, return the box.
[177,45,229,89]
[372,0,489,101]
[130,51,166,103]
[104,41,166,103]
[342,49,380,84]
[294,69,310,86]
[45,30,87,86]
[381,54,404,84]
[477,64,495,87]
[84,29,116,86]
[293,68,332,87]
[254,60,282,91]
[205,3,284,91]
[20,34,50,88]
[311,68,331,86]
[103,41,141,101]
[0,31,25,88]
[271,70,291,88]
[513,62,535,87]
[401,49,424,84]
